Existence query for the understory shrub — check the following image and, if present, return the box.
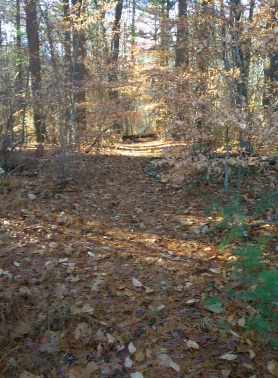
[210,193,278,347]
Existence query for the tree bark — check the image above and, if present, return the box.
[175,0,188,67]
[72,0,87,130]
[109,0,123,131]
[263,2,278,111]
[25,0,45,143]
[15,0,23,96]
[63,0,71,127]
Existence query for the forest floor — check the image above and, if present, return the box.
[0,140,277,378]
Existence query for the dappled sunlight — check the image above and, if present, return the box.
[105,139,187,158]
[0,145,276,378]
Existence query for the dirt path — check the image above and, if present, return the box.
[0,143,276,377]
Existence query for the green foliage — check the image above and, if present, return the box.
[268,337,278,350]
[217,321,231,329]
[254,191,278,219]
[205,295,221,306]
[209,194,249,247]
[0,233,10,240]
[209,193,278,347]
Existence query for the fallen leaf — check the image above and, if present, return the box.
[219,353,238,361]
[267,360,278,376]
[91,280,104,291]
[38,331,59,353]
[135,351,145,362]
[144,286,154,293]
[130,373,144,378]
[156,304,165,311]
[184,339,199,349]
[186,299,199,304]
[205,302,223,314]
[132,277,143,287]
[57,211,67,224]
[230,330,241,338]
[157,354,180,372]
[238,317,245,327]
[74,322,92,340]
[107,333,116,344]
[242,363,254,370]
[209,268,220,273]
[11,321,31,337]
[18,372,43,378]
[128,342,136,354]
[83,361,99,375]
[221,369,231,377]
[146,349,152,358]
[96,343,103,359]
[125,356,133,368]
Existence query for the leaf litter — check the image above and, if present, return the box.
[0,141,277,377]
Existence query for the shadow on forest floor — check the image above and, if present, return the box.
[0,141,277,377]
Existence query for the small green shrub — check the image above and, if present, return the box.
[209,193,278,346]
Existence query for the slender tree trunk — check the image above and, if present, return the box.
[109,0,123,131]
[244,0,255,90]
[72,0,87,130]
[25,0,45,143]
[15,0,23,96]
[0,20,3,47]
[230,0,247,107]
[263,2,278,111]
[131,0,136,61]
[159,0,171,67]
[62,0,73,145]
[175,0,188,67]
[110,0,123,86]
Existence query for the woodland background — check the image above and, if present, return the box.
[0,0,277,181]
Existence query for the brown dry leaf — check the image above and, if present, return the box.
[38,330,59,353]
[267,360,278,376]
[106,333,116,344]
[57,211,67,224]
[135,351,145,362]
[184,339,199,349]
[221,369,232,377]
[11,321,31,338]
[82,361,99,376]
[18,373,43,378]
[73,322,92,340]
[244,331,255,341]
[157,354,180,372]
[146,349,152,358]
[144,285,154,293]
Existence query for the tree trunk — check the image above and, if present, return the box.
[263,2,278,111]
[72,0,87,130]
[25,0,45,143]
[230,0,247,107]
[63,0,72,142]
[175,0,188,67]
[109,0,123,131]
[15,0,23,97]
